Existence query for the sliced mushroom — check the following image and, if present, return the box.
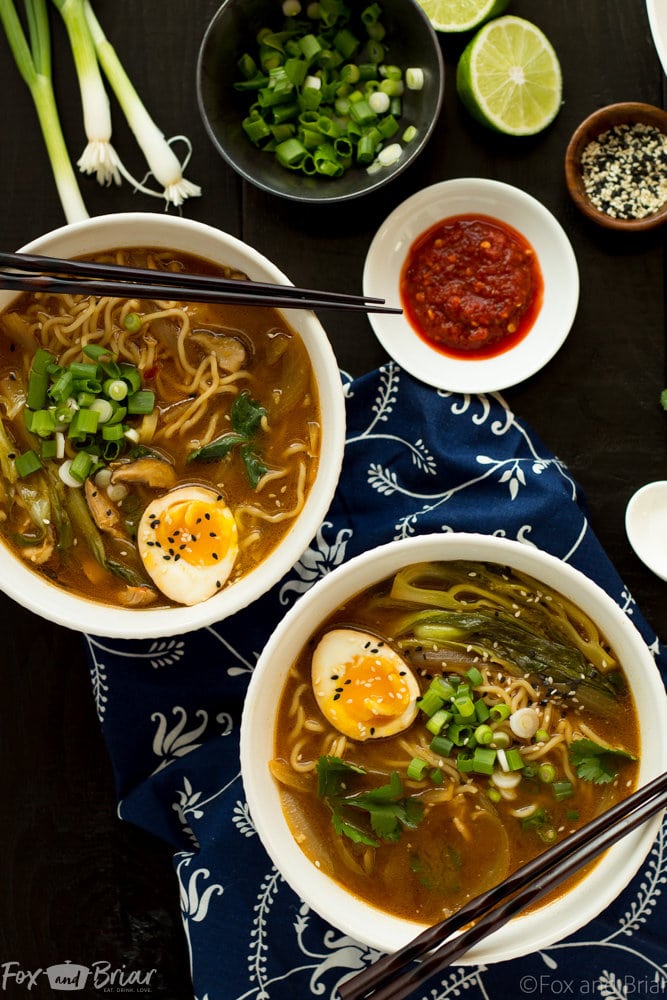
[110,456,177,489]
[84,479,126,539]
[117,584,159,607]
[21,536,55,565]
[191,330,246,372]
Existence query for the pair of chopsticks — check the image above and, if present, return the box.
[0,251,402,315]
[339,770,667,1000]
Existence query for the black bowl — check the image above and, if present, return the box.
[196,0,445,204]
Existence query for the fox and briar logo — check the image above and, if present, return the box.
[1,960,157,992]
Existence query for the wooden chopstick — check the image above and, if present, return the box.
[339,770,667,1000]
[0,251,402,314]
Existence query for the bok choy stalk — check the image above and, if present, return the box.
[0,0,88,222]
[51,0,120,185]
[396,607,623,714]
[82,0,201,207]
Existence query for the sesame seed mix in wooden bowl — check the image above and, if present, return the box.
[564,102,667,232]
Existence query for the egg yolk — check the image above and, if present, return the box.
[313,631,418,740]
[147,497,236,567]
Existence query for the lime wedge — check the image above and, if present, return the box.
[456,16,562,135]
[416,0,509,33]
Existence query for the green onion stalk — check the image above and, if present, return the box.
[82,0,201,207]
[51,0,121,186]
[0,0,88,223]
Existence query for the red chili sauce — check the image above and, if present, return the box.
[400,213,543,360]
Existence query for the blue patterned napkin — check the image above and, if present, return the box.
[84,364,667,1000]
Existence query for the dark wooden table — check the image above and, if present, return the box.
[0,2,664,998]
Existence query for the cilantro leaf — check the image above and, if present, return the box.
[316,755,425,846]
[316,756,366,798]
[569,738,637,785]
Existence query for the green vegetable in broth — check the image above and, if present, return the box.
[187,392,268,487]
[569,737,637,785]
[316,756,424,847]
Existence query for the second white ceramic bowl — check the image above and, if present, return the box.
[241,532,666,962]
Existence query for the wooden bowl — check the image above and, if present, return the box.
[564,102,667,232]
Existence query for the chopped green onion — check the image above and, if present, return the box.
[104,378,128,401]
[497,747,524,772]
[27,370,49,410]
[490,730,510,750]
[126,389,155,415]
[490,704,511,722]
[405,67,424,90]
[465,666,484,686]
[430,676,456,701]
[534,728,550,743]
[474,698,490,723]
[448,723,475,747]
[429,734,454,758]
[31,409,56,438]
[425,708,451,736]
[69,450,94,482]
[453,694,475,719]
[471,746,496,775]
[89,398,114,423]
[233,2,419,183]
[417,688,444,717]
[552,780,574,802]
[474,724,494,745]
[49,368,75,403]
[123,312,141,333]
[406,757,428,781]
[101,422,125,442]
[429,767,444,786]
[15,449,42,478]
[538,762,557,784]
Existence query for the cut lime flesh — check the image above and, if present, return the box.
[456,15,562,135]
[417,0,510,33]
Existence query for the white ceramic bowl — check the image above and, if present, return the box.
[625,480,667,582]
[647,0,667,78]
[240,532,667,962]
[363,178,580,393]
[0,213,345,638]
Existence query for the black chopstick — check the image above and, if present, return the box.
[0,251,401,314]
[339,770,667,1000]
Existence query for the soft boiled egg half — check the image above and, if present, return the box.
[312,628,420,741]
[137,485,238,605]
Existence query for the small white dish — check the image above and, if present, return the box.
[647,0,667,77]
[363,177,579,394]
[625,480,667,582]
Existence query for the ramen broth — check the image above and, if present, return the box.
[0,248,321,608]
[271,560,640,924]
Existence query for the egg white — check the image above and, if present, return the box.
[311,627,420,741]
[137,485,238,605]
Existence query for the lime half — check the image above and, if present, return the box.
[456,16,562,135]
[417,0,510,33]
